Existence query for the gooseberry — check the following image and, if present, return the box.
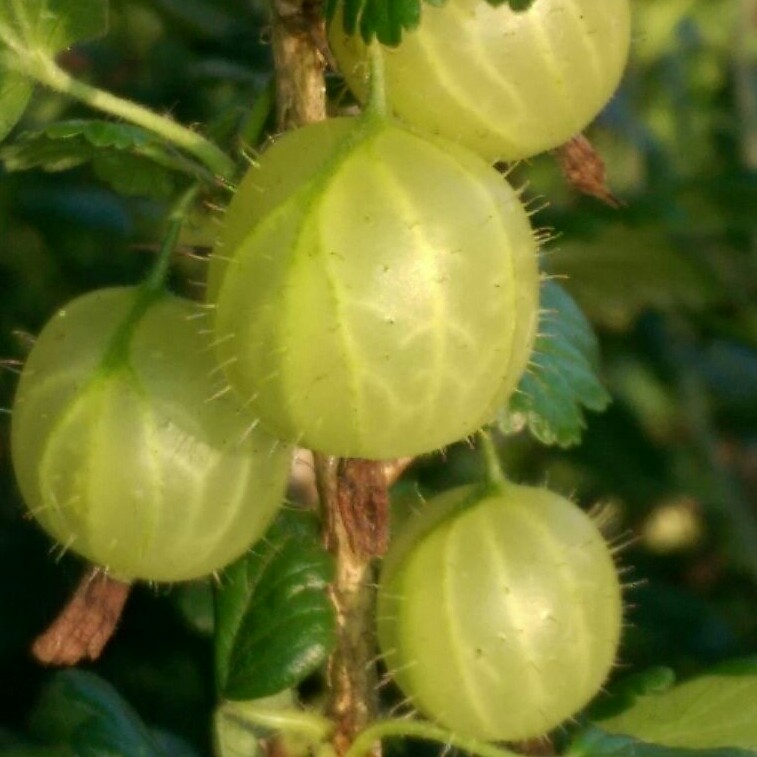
[11,287,291,583]
[209,116,540,460]
[377,481,623,741]
[329,0,632,162]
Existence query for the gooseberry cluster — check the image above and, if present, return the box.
[10,0,630,743]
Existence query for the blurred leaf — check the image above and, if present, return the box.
[632,0,698,62]
[215,509,336,701]
[0,69,33,142]
[29,669,174,756]
[326,0,534,45]
[0,0,107,56]
[0,727,72,756]
[214,702,266,757]
[155,0,238,39]
[591,657,757,750]
[568,726,755,757]
[586,667,677,722]
[549,226,722,330]
[213,693,332,757]
[0,120,204,198]
[173,581,215,637]
[498,280,611,447]
[0,1,107,142]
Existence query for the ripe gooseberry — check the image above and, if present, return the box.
[329,0,632,162]
[209,116,540,460]
[377,481,623,741]
[11,287,291,583]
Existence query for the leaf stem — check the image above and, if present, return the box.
[365,44,388,119]
[100,186,199,370]
[142,186,201,296]
[219,700,334,745]
[24,55,236,179]
[345,719,525,757]
[478,429,508,490]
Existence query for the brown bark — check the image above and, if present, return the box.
[270,0,328,129]
[315,457,389,757]
[32,568,131,666]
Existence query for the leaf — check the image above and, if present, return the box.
[590,657,757,751]
[214,695,333,757]
[586,667,677,722]
[0,120,200,198]
[549,226,721,331]
[326,0,534,43]
[215,509,336,701]
[0,69,33,141]
[498,280,611,447]
[0,0,108,139]
[0,728,72,757]
[28,669,172,756]
[569,726,755,757]
[0,0,107,57]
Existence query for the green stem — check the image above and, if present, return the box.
[365,43,389,119]
[219,701,334,746]
[240,78,276,148]
[345,719,524,757]
[478,429,508,490]
[25,55,236,180]
[100,186,199,370]
[142,186,201,295]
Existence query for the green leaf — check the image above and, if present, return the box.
[0,69,33,141]
[0,728,73,757]
[326,0,534,43]
[0,0,107,57]
[28,669,172,756]
[586,667,677,722]
[215,509,336,701]
[329,0,421,43]
[0,120,200,198]
[590,658,757,751]
[214,693,333,757]
[549,226,721,331]
[498,280,611,447]
[0,1,108,140]
[569,726,755,757]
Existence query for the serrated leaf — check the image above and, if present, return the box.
[326,0,534,45]
[498,280,611,447]
[569,726,755,757]
[215,509,336,701]
[0,120,200,198]
[28,670,172,757]
[590,657,757,751]
[329,0,420,43]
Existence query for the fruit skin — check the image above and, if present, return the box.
[210,116,540,460]
[329,0,632,162]
[11,287,291,583]
[377,482,623,741]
